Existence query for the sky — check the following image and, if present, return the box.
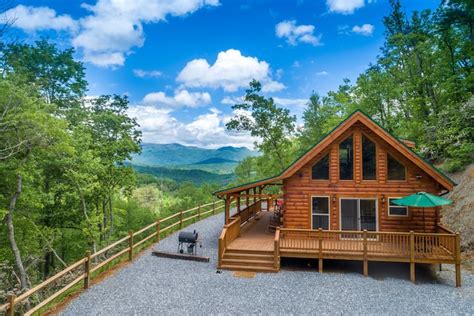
[5,0,439,149]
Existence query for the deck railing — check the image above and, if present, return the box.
[232,200,262,225]
[279,228,461,286]
[2,200,227,316]
[218,199,262,267]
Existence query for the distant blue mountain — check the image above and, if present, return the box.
[131,143,257,167]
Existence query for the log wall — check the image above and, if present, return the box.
[283,123,443,232]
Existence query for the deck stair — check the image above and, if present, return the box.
[220,249,277,272]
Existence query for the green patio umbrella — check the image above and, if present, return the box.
[392,192,453,232]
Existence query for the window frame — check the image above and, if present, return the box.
[361,134,377,181]
[311,153,330,181]
[387,197,409,217]
[311,196,330,230]
[387,153,407,181]
[338,135,354,181]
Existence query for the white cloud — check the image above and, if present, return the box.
[73,0,220,67]
[326,0,365,14]
[221,96,243,105]
[143,90,211,109]
[352,24,374,36]
[316,71,329,76]
[275,20,321,46]
[177,49,284,92]
[133,69,162,78]
[8,1,219,68]
[127,105,256,149]
[222,95,307,109]
[5,5,78,32]
[273,97,307,108]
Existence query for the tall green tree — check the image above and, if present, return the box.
[226,80,296,176]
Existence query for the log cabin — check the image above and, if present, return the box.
[215,110,462,286]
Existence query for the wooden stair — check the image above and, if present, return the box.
[219,249,278,272]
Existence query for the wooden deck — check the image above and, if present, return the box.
[227,211,274,252]
[218,200,461,286]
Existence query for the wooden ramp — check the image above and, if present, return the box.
[220,212,277,272]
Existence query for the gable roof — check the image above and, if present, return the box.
[214,110,455,197]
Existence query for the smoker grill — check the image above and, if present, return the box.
[178,230,200,255]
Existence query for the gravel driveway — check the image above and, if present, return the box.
[62,213,474,315]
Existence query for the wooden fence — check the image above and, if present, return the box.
[1,200,227,316]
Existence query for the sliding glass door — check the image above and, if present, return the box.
[340,198,377,231]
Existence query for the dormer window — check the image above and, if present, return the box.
[387,154,406,180]
[311,154,329,180]
[339,136,353,180]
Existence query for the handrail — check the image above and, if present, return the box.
[5,199,225,315]
[274,228,280,270]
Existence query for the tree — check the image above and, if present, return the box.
[226,80,296,176]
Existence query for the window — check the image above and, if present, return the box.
[339,136,353,180]
[387,154,406,180]
[388,198,408,216]
[362,135,376,180]
[312,154,329,180]
[312,197,329,230]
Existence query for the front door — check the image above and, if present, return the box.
[340,198,377,231]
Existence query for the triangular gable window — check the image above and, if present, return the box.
[312,154,329,180]
[387,154,406,180]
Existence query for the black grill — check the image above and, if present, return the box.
[178,230,199,255]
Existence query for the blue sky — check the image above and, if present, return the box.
[6,0,439,148]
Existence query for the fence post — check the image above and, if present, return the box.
[455,232,461,287]
[318,228,323,273]
[128,231,134,261]
[198,205,201,221]
[179,211,183,229]
[363,230,368,277]
[84,250,91,289]
[212,201,216,215]
[156,219,161,242]
[6,294,15,316]
[410,231,415,283]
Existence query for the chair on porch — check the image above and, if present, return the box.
[268,199,284,232]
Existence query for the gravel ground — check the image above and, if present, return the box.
[62,213,474,315]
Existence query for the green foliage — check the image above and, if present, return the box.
[226,80,297,178]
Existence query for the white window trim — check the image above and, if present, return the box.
[311,195,330,230]
[339,197,379,232]
[388,197,409,217]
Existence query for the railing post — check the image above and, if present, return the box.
[156,219,161,242]
[128,231,134,261]
[6,294,15,316]
[274,227,280,271]
[218,237,224,268]
[318,228,323,273]
[410,231,415,283]
[84,250,91,289]
[179,211,183,229]
[363,230,368,277]
[455,232,461,287]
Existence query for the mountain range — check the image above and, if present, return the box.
[132,143,257,167]
[130,143,257,184]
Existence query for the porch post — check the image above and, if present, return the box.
[237,193,241,213]
[455,233,461,287]
[253,187,256,203]
[225,196,231,224]
[410,231,416,283]
[246,189,249,208]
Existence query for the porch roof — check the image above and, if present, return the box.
[214,110,455,197]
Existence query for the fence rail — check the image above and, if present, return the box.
[3,200,226,316]
[279,228,461,286]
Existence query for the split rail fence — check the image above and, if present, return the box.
[1,200,228,316]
